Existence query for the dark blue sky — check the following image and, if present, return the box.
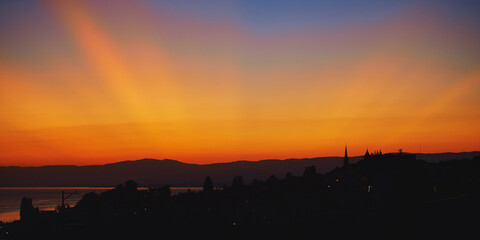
[145,0,480,33]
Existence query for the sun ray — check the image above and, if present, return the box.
[44,0,186,124]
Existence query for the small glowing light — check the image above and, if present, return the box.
[144,208,147,211]
[336,179,339,182]
[328,185,331,188]
[367,185,372,193]
[233,222,236,226]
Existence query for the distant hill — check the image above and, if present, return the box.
[415,151,480,162]
[0,151,478,187]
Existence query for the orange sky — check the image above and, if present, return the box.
[1,1,479,166]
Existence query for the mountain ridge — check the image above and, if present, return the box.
[0,151,478,187]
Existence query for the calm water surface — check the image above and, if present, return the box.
[0,187,202,222]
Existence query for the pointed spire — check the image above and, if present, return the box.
[343,145,349,168]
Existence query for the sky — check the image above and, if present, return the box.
[1,0,479,166]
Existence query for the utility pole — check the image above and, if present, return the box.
[61,190,78,209]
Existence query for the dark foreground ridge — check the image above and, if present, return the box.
[1,151,480,240]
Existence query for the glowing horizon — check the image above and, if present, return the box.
[1,0,479,166]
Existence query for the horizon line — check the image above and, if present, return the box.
[2,150,479,168]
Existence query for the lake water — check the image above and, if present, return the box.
[0,187,202,223]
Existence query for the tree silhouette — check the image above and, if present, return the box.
[203,176,214,192]
[232,176,244,191]
[125,180,138,192]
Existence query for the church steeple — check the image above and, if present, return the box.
[343,145,349,168]
[364,148,370,160]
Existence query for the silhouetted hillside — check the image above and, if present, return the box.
[4,154,479,239]
[0,152,478,187]
[416,152,480,162]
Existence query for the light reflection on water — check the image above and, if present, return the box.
[0,187,202,223]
